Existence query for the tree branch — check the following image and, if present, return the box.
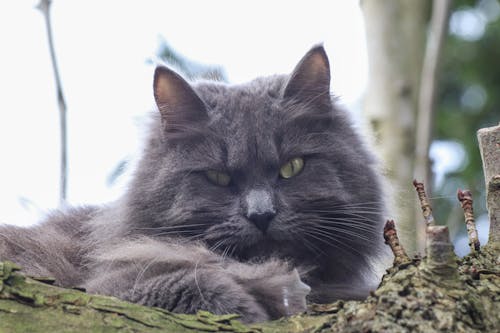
[457,189,480,253]
[413,179,435,226]
[383,219,411,266]
[37,0,67,204]
[414,0,452,188]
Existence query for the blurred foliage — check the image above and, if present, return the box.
[433,0,500,239]
[154,37,227,82]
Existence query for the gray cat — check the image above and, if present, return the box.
[0,45,387,323]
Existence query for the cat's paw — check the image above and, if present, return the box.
[233,262,311,319]
[184,264,310,322]
[160,268,272,323]
[280,268,311,316]
[259,268,310,318]
[187,269,271,323]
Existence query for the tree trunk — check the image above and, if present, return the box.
[360,0,429,253]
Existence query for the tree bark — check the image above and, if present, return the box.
[360,0,429,253]
[1,236,498,332]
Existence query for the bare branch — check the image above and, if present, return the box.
[383,219,411,266]
[413,180,435,226]
[457,189,480,253]
[414,0,452,188]
[37,0,67,204]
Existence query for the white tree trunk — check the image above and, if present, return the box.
[361,0,428,253]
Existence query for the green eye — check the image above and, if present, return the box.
[279,157,304,179]
[205,170,231,186]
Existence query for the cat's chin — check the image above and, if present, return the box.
[233,238,298,262]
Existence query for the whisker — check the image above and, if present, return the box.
[311,211,382,222]
[221,243,235,261]
[302,207,382,214]
[293,231,326,258]
[154,233,205,244]
[303,214,380,227]
[301,228,367,257]
[311,215,379,223]
[228,243,238,259]
[133,222,211,231]
[154,229,204,236]
[131,256,159,297]
[209,238,229,254]
[298,228,352,256]
[307,225,376,243]
[301,200,383,208]
[307,218,380,231]
[308,220,381,234]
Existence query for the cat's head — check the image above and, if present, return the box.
[127,45,385,283]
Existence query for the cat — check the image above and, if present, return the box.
[0,45,387,323]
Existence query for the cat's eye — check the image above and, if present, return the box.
[205,170,231,186]
[279,157,304,179]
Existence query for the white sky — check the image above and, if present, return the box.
[0,1,369,226]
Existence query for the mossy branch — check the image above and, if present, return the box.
[1,239,498,332]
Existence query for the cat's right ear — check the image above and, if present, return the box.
[154,66,209,138]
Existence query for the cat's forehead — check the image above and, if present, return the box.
[193,76,286,169]
[194,75,285,113]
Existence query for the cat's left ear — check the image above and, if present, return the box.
[284,45,331,105]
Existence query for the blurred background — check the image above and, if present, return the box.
[0,0,498,257]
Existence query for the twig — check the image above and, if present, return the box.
[37,0,67,204]
[383,220,411,266]
[457,189,480,253]
[413,180,435,226]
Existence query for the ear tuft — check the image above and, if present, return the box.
[153,66,208,137]
[284,45,331,103]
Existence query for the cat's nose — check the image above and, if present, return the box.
[248,210,276,233]
[245,189,276,233]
